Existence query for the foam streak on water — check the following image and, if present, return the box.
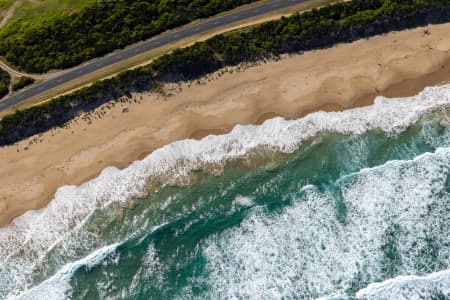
[11,243,120,300]
[0,84,450,298]
[201,146,450,299]
[355,268,450,299]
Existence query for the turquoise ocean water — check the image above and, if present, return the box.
[1,85,450,299]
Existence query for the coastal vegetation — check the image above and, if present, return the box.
[0,0,256,73]
[0,0,13,9]
[0,0,450,146]
[0,68,10,99]
[12,76,34,91]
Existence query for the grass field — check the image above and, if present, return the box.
[0,0,95,34]
[12,0,95,18]
[0,0,13,9]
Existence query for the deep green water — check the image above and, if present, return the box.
[3,106,450,299]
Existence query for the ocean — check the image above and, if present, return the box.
[1,84,450,299]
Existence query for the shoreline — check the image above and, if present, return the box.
[1,23,450,227]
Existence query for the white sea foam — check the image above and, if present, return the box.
[10,243,119,300]
[1,84,450,298]
[199,145,450,299]
[355,268,450,299]
[233,195,254,207]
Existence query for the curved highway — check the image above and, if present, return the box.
[0,0,309,112]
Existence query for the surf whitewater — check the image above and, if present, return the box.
[1,84,450,299]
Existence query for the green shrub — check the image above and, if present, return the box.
[0,69,10,99]
[12,76,35,91]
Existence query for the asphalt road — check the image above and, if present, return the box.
[0,0,309,112]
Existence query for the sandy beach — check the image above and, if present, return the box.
[0,23,449,227]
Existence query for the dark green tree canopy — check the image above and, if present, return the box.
[0,69,10,99]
